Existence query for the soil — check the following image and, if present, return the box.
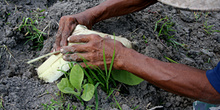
[0,0,219,110]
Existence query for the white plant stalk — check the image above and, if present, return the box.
[37,25,132,82]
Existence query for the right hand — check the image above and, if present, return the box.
[61,34,127,70]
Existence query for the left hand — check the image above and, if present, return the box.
[61,34,126,70]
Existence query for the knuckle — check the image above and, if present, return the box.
[71,54,78,61]
[90,34,100,39]
[62,32,70,38]
[60,16,66,21]
[90,53,96,61]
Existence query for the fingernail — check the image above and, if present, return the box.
[67,37,70,41]
[72,54,77,61]
[53,49,55,52]
[60,49,63,52]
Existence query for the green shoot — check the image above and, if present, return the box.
[164,56,178,64]
[193,12,202,22]
[142,35,148,44]
[86,105,94,110]
[42,99,64,110]
[18,17,46,50]
[154,16,186,49]
[94,83,100,110]
[106,34,116,94]
[132,105,140,110]
[113,95,122,110]
[203,21,220,35]
[0,95,5,110]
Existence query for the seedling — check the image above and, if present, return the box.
[132,105,140,110]
[42,99,64,110]
[0,95,5,110]
[193,12,202,22]
[113,95,122,110]
[203,21,220,35]
[18,17,46,50]
[42,91,77,110]
[143,35,148,45]
[154,16,186,49]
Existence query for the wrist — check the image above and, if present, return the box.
[73,11,96,29]
[114,48,142,70]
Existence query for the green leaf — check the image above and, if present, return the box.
[111,70,144,85]
[70,64,84,91]
[81,84,95,101]
[57,78,80,96]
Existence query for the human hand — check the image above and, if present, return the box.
[52,14,94,52]
[60,34,126,70]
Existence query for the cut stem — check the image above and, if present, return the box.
[27,51,60,64]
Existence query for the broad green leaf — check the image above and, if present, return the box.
[57,78,80,96]
[81,84,95,101]
[111,70,144,85]
[70,64,84,91]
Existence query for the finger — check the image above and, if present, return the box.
[60,19,78,47]
[61,44,92,54]
[79,61,111,70]
[54,22,65,51]
[67,34,101,43]
[63,53,91,62]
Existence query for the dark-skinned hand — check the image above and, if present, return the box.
[60,34,126,70]
[52,14,94,52]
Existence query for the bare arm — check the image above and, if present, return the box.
[62,34,220,104]
[118,48,220,104]
[79,0,157,26]
[53,0,157,50]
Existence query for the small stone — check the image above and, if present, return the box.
[179,10,195,23]
[0,84,8,94]
[165,102,172,107]
[5,27,13,37]
[184,57,195,64]
[142,14,149,20]
[122,104,131,110]
[157,43,164,51]
[110,108,118,110]
[217,36,220,43]
[200,49,214,57]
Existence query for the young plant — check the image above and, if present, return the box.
[18,17,46,50]
[57,64,95,102]
[193,12,202,22]
[154,16,186,49]
[113,95,122,110]
[203,21,220,35]
[0,95,5,110]
[142,35,148,45]
[42,98,73,110]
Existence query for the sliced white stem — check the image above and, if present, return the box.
[27,51,60,64]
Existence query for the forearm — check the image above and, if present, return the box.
[75,0,157,27]
[117,48,220,104]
